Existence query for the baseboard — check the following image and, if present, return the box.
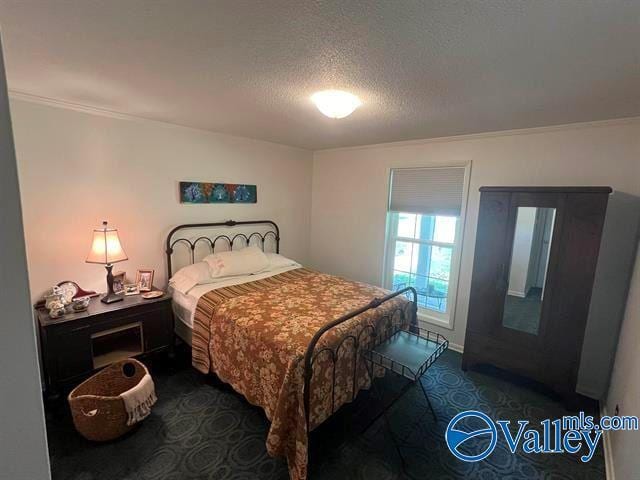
[447,342,464,354]
[601,403,615,480]
[507,289,526,298]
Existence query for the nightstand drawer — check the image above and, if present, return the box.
[50,306,171,381]
[140,307,172,351]
[55,328,93,380]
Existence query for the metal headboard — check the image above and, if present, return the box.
[165,220,280,279]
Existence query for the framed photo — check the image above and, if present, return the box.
[136,269,154,292]
[124,283,140,296]
[112,271,126,295]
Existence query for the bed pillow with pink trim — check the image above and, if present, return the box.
[203,246,270,278]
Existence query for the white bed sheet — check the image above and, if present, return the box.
[171,263,302,333]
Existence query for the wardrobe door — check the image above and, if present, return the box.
[542,193,609,396]
[463,191,511,368]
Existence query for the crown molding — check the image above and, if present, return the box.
[10,89,640,154]
[7,89,311,152]
[316,116,640,153]
[9,89,160,124]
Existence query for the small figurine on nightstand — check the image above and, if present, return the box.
[40,281,97,318]
[44,286,67,319]
[70,296,91,312]
[48,300,66,319]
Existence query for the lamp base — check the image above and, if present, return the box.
[101,264,123,304]
[101,291,123,304]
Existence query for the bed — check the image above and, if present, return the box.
[166,220,418,480]
[171,263,304,347]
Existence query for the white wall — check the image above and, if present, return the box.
[606,245,640,479]
[310,120,640,348]
[507,207,536,297]
[10,99,313,301]
[578,192,640,399]
[0,41,51,480]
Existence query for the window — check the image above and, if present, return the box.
[384,166,468,328]
[388,213,457,313]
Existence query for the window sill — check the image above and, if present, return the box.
[417,309,453,330]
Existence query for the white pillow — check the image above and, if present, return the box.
[169,261,215,294]
[204,246,270,278]
[265,253,300,270]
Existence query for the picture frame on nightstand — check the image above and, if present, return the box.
[112,271,126,294]
[136,269,154,292]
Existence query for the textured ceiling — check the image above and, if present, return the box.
[1,0,639,150]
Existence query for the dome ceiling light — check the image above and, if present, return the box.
[311,90,362,119]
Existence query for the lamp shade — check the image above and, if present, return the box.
[86,221,128,265]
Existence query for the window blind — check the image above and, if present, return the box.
[389,167,466,216]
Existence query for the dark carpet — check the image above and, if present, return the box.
[502,288,543,335]
[46,350,605,479]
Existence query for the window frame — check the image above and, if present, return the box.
[382,164,471,330]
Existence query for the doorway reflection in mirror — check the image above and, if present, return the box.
[503,207,556,335]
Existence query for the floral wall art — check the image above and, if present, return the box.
[179,182,257,204]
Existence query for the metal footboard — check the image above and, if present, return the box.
[302,286,418,434]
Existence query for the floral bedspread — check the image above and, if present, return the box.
[192,268,410,480]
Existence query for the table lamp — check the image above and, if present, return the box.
[86,221,128,303]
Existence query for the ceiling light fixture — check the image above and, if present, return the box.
[311,90,362,119]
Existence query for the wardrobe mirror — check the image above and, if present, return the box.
[502,206,556,335]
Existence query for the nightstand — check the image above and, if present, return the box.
[36,291,173,400]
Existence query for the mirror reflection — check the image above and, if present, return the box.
[502,207,556,335]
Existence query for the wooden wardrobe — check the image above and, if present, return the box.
[462,186,612,403]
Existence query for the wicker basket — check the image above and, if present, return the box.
[68,358,153,441]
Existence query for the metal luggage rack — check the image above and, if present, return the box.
[362,327,449,477]
[363,328,449,382]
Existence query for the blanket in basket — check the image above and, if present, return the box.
[120,373,157,426]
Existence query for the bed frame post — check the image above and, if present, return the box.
[302,286,418,436]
